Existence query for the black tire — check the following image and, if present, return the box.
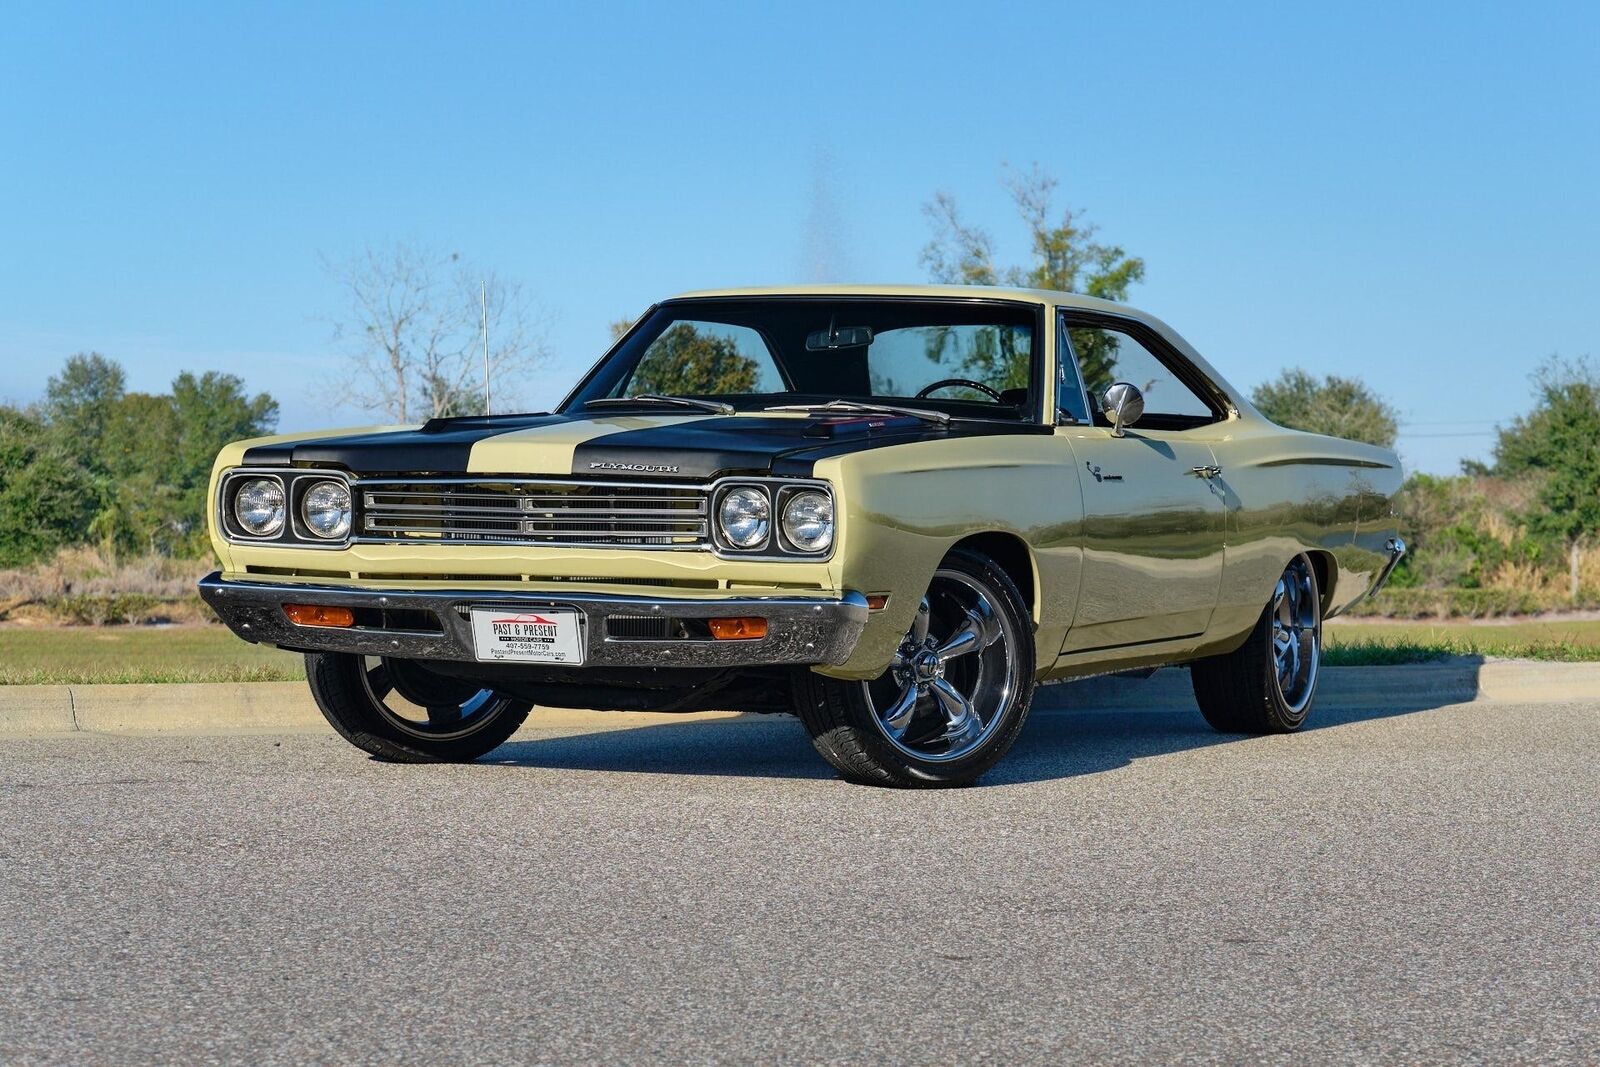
[792,548,1036,788]
[1191,554,1322,734]
[305,652,532,763]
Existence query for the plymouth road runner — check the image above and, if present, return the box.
[199,285,1405,787]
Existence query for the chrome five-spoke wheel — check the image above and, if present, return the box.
[1270,556,1321,716]
[864,570,1022,762]
[791,548,1037,787]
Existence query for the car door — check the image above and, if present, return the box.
[1054,312,1229,652]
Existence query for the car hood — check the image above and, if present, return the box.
[239,410,1043,480]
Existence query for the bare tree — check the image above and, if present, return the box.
[920,164,1143,299]
[324,243,548,422]
[920,191,1000,286]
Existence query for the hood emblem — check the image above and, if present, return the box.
[589,461,680,474]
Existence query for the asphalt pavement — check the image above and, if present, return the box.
[2,692,1596,1064]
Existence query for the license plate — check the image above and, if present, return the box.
[468,607,585,664]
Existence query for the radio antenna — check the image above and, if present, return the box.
[481,281,491,416]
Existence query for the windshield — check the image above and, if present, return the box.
[563,298,1041,420]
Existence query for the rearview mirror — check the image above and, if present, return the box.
[805,325,874,351]
[1102,381,1145,437]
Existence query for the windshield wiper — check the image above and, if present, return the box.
[763,399,951,426]
[585,394,735,415]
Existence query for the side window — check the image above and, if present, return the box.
[1055,312,1091,424]
[1065,323,1215,422]
[617,321,786,397]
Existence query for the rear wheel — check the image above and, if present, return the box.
[792,549,1035,787]
[1190,554,1322,733]
[305,652,531,762]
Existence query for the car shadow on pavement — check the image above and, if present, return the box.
[490,716,835,780]
[486,663,1479,786]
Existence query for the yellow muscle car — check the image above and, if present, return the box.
[199,285,1405,787]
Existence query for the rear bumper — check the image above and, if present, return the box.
[197,572,869,669]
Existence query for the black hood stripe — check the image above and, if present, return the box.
[240,413,576,473]
[239,411,1043,480]
[571,416,1044,479]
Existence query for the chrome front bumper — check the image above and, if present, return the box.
[197,572,869,669]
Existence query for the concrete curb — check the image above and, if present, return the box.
[0,660,1594,736]
[0,681,754,735]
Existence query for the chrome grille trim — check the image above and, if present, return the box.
[353,477,710,549]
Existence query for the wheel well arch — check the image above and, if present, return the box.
[1305,549,1338,616]
[947,532,1037,620]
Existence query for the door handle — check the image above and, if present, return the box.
[1190,464,1222,478]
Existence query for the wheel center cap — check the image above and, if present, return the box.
[913,649,942,681]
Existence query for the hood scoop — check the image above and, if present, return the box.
[418,412,554,434]
[801,414,928,439]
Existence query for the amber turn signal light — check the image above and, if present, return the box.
[708,616,768,640]
[283,604,355,628]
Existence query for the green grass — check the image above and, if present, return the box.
[1324,619,1600,665]
[4,618,1600,685]
[0,625,304,684]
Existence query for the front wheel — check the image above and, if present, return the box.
[1190,554,1322,733]
[792,548,1036,787]
[305,652,532,762]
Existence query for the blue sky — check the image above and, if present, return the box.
[2,1,1596,474]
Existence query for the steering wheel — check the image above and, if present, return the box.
[915,378,1004,402]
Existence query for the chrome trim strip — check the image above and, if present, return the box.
[354,475,709,492]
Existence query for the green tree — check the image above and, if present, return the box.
[1492,356,1600,598]
[32,355,281,557]
[164,371,278,550]
[921,165,1145,391]
[170,371,278,486]
[628,324,760,396]
[44,352,126,468]
[1251,369,1400,448]
[0,405,100,566]
[102,392,181,482]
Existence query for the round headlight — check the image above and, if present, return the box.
[233,478,285,536]
[301,480,353,540]
[718,487,770,549]
[782,490,834,552]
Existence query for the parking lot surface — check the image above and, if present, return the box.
[2,693,1596,1064]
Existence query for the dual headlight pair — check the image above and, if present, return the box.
[233,477,352,541]
[716,484,834,554]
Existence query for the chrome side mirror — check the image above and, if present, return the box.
[1102,381,1145,437]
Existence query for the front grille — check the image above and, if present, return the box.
[356,479,709,548]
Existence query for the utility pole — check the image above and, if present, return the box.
[481,281,491,416]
